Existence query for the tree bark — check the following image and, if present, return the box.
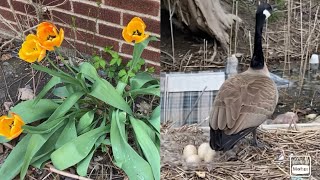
[162,0,241,51]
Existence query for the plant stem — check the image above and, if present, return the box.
[46,56,62,72]
[55,48,77,75]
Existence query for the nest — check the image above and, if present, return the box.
[161,125,320,179]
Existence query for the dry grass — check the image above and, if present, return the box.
[161,124,320,180]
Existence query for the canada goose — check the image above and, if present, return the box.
[209,3,278,152]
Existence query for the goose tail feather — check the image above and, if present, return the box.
[209,127,256,152]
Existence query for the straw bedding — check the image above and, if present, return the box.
[161,125,320,180]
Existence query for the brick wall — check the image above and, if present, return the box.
[0,0,160,71]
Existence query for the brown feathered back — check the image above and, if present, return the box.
[209,70,278,135]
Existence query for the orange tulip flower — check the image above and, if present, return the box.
[122,17,149,43]
[0,113,24,140]
[18,34,47,63]
[37,22,64,51]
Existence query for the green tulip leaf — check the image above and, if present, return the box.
[130,116,160,180]
[111,110,153,179]
[0,135,31,180]
[89,79,132,114]
[77,110,95,133]
[55,116,77,149]
[51,126,108,170]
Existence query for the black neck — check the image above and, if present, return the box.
[250,15,265,70]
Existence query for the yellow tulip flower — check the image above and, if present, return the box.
[0,113,24,140]
[37,21,64,51]
[18,34,47,63]
[122,17,149,43]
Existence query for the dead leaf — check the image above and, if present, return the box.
[18,86,34,100]
[136,101,152,116]
[1,53,12,61]
[196,171,206,178]
[3,101,13,111]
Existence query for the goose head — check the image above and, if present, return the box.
[257,3,273,20]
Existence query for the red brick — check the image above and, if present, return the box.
[16,14,39,30]
[42,9,52,21]
[0,1,9,8]
[52,10,96,32]
[0,8,15,22]
[32,0,71,10]
[12,1,36,15]
[0,21,17,34]
[148,39,160,49]
[62,25,119,51]
[73,1,120,24]
[121,43,160,62]
[78,33,119,51]
[123,13,160,35]
[104,0,160,17]
[62,40,100,56]
[87,0,103,3]
[98,23,122,40]
[60,25,76,39]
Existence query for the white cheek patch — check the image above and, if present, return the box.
[263,10,271,19]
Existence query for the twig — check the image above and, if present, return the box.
[179,50,190,71]
[206,41,217,62]
[183,54,193,72]
[161,50,174,61]
[7,0,24,37]
[249,31,252,58]
[2,142,13,149]
[31,66,36,97]
[183,86,207,123]
[234,0,239,54]
[229,0,235,56]
[167,0,175,63]
[46,165,93,180]
[299,5,320,95]
[0,64,14,103]
[41,172,52,180]
[299,0,304,79]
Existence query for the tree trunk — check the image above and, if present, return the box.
[162,0,241,51]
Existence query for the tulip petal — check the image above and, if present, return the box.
[0,117,12,137]
[134,34,149,43]
[58,28,64,46]
[0,113,24,139]
[19,35,46,63]
[122,27,134,43]
[36,21,64,50]
[122,17,149,44]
